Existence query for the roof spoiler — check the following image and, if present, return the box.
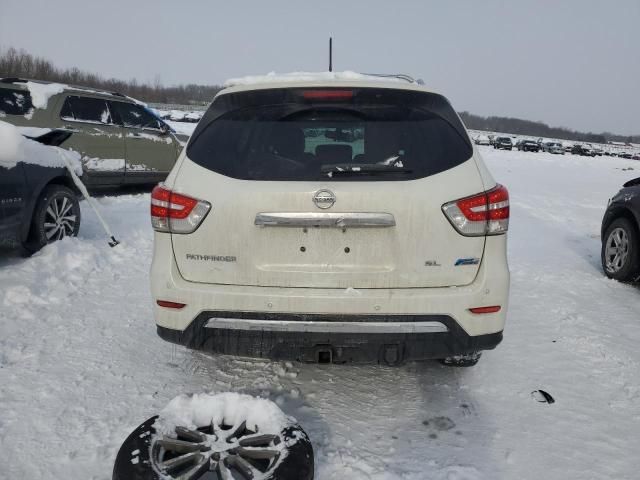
[0,77,127,98]
[360,73,425,85]
[623,177,640,188]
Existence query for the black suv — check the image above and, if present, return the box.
[571,144,593,156]
[0,130,81,253]
[517,139,540,152]
[601,177,640,282]
[494,137,513,150]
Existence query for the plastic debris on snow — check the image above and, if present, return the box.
[153,392,295,436]
[531,390,555,404]
[223,70,406,87]
[0,120,82,174]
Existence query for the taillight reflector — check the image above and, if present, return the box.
[469,306,502,314]
[156,300,186,309]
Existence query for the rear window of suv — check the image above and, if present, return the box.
[187,87,472,181]
[0,87,34,116]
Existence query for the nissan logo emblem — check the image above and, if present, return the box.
[313,189,336,209]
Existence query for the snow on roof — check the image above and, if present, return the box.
[0,120,82,174]
[223,71,409,88]
[7,79,146,108]
[153,392,294,437]
[24,81,65,109]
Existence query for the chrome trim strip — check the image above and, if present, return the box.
[254,212,396,228]
[205,318,447,334]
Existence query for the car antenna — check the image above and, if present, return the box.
[329,37,333,72]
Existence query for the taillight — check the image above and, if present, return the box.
[442,184,509,236]
[302,90,353,101]
[151,184,211,234]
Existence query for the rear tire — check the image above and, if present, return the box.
[601,217,640,282]
[23,184,80,253]
[439,351,482,367]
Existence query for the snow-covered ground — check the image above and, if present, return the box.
[166,119,198,137]
[1,148,639,479]
[468,129,640,157]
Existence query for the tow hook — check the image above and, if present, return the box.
[382,344,403,366]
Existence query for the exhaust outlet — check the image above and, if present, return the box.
[382,344,403,366]
[315,346,333,364]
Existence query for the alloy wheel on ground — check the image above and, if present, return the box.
[113,415,314,480]
[152,420,283,479]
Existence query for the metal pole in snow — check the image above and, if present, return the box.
[55,149,120,247]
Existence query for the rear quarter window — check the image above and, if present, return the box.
[187,87,472,181]
[60,95,113,124]
[0,88,34,116]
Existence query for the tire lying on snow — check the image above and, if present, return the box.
[113,392,314,480]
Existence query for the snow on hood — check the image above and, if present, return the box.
[224,70,406,87]
[24,81,65,109]
[154,392,294,436]
[0,120,82,174]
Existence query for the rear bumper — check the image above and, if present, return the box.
[151,234,509,362]
[157,311,503,364]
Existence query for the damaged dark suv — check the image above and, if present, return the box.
[601,176,640,282]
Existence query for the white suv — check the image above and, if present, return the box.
[150,74,510,366]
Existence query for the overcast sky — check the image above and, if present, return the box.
[1,0,639,134]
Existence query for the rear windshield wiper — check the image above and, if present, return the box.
[321,163,412,177]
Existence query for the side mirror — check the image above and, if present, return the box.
[159,123,171,136]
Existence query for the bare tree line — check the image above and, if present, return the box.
[1,46,637,143]
[459,111,638,145]
[0,46,222,105]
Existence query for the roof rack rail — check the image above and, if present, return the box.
[0,77,27,84]
[111,92,125,97]
[360,73,425,85]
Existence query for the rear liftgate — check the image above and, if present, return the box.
[247,212,440,365]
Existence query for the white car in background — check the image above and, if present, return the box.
[542,141,565,154]
[474,134,491,145]
[149,74,510,367]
